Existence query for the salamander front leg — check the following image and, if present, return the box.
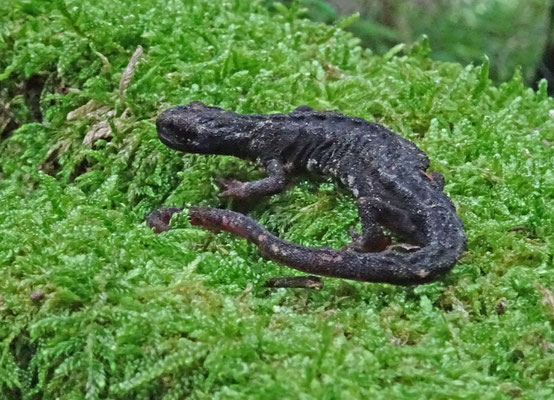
[217,159,287,200]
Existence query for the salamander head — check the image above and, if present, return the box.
[156,101,249,155]
[156,102,218,153]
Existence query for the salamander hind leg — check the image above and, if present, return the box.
[344,196,390,253]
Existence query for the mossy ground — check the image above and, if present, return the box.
[1,1,553,399]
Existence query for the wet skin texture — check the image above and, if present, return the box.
[147,101,467,285]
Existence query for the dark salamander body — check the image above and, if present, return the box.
[148,101,466,285]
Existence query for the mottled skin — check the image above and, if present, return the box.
[147,101,466,285]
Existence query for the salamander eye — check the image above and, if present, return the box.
[164,119,176,130]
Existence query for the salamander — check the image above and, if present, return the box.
[147,101,466,285]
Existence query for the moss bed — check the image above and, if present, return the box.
[1,1,553,398]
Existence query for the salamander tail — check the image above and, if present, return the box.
[188,207,465,285]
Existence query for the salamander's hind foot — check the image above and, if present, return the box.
[215,177,249,200]
[343,228,390,253]
[265,275,323,290]
[387,243,421,253]
[146,207,184,233]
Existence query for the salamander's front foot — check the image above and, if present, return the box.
[146,207,184,233]
[425,171,445,190]
[215,177,249,200]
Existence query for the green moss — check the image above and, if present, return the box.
[1,0,553,399]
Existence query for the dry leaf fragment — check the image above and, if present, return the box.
[0,102,18,135]
[119,45,144,104]
[83,120,113,146]
[40,138,73,175]
[120,107,131,119]
[94,50,111,73]
[67,100,101,121]
[535,283,554,316]
[82,108,129,147]
[86,106,115,120]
